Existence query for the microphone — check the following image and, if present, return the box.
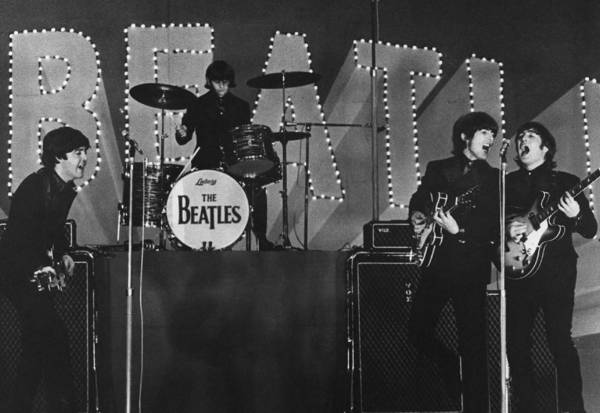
[499,138,510,158]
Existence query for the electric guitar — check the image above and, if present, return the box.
[504,168,600,280]
[413,185,480,267]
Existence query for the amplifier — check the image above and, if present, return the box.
[0,218,77,248]
[347,251,558,413]
[363,220,413,252]
[0,250,98,412]
[347,251,460,412]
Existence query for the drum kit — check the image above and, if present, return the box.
[119,70,326,251]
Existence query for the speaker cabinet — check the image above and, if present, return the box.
[347,251,461,413]
[347,251,558,413]
[0,250,98,413]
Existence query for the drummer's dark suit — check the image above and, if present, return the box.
[177,89,272,248]
[178,90,251,169]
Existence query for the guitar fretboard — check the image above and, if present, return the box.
[443,185,480,214]
[535,168,600,223]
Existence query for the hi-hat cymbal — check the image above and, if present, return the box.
[130,83,196,110]
[271,131,311,143]
[247,71,321,89]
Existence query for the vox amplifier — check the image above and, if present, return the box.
[363,220,413,252]
[0,218,77,248]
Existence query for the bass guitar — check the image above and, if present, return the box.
[504,168,600,280]
[413,185,480,267]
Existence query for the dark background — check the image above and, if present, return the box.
[1,0,600,212]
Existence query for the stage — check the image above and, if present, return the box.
[1,249,599,412]
[96,251,349,413]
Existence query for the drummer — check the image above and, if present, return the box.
[175,60,275,250]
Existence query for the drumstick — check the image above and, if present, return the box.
[176,147,200,181]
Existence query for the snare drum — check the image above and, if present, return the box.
[228,124,275,178]
[165,169,250,250]
[121,162,183,227]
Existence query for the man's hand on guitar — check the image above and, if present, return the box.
[558,192,580,219]
[31,266,66,292]
[433,209,460,235]
[508,220,528,242]
[36,266,56,277]
[410,211,428,234]
[62,254,75,277]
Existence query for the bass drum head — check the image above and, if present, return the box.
[166,169,249,250]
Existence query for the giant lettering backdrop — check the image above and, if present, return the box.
[0,0,599,333]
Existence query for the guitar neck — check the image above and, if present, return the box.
[438,185,479,215]
[536,168,600,222]
[445,202,459,214]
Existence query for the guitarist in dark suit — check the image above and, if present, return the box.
[506,122,597,413]
[0,127,89,413]
[408,112,499,413]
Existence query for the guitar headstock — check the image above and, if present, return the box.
[456,185,481,208]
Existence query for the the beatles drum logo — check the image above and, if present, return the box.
[166,170,250,250]
[176,195,243,228]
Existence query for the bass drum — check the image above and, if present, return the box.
[165,169,250,250]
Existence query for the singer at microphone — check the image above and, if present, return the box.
[407,111,499,413]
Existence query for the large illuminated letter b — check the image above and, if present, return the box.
[10,29,100,192]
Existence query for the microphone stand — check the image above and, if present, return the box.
[123,136,144,413]
[499,145,510,413]
[125,151,135,413]
[370,0,380,221]
[279,70,293,248]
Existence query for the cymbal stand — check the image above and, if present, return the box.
[303,125,310,250]
[245,180,256,251]
[279,70,292,248]
[290,121,375,250]
[370,0,381,221]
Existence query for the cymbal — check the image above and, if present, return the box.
[129,83,196,110]
[271,131,311,143]
[247,71,321,89]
